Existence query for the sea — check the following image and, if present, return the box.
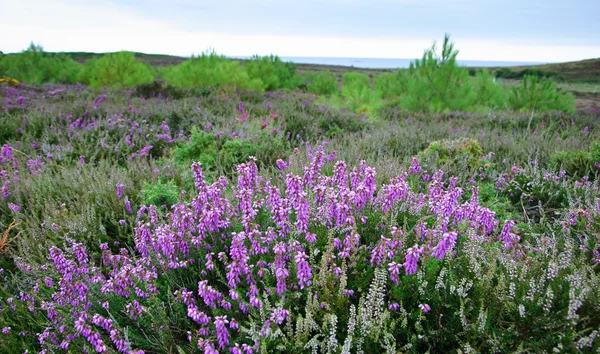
[231,56,546,69]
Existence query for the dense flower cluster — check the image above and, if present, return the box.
[0,144,525,353]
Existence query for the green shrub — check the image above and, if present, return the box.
[470,69,506,109]
[306,71,338,95]
[140,180,180,207]
[331,72,383,118]
[508,75,575,113]
[244,55,302,91]
[0,43,81,84]
[550,142,600,178]
[400,34,474,112]
[218,139,257,173]
[420,137,483,167]
[133,80,187,99]
[374,71,408,99]
[80,51,154,89]
[164,51,262,90]
[173,128,218,169]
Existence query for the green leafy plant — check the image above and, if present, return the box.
[0,43,81,84]
[508,75,575,113]
[140,180,180,207]
[306,71,338,95]
[80,51,154,88]
[164,51,262,91]
[244,55,302,91]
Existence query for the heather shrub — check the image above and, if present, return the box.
[2,147,600,353]
[508,75,576,113]
[80,51,154,89]
[306,71,338,95]
[244,55,302,91]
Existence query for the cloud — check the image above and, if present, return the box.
[1,0,599,62]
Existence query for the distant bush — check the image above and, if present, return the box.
[327,72,383,118]
[374,71,408,99]
[164,51,262,91]
[133,80,187,99]
[508,75,575,113]
[399,34,474,112]
[494,67,564,81]
[244,55,302,91]
[0,43,81,85]
[80,51,154,89]
[306,71,338,95]
[470,69,507,109]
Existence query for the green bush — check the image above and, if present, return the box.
[140,180,180,207]
[420,137,483,167]
[374,71,408,99]
[306,71,338,95]
[331,72,383,118]
[80,51,154,89]
[508,75,575,113]
[133,80,187,99]
[244,55,302,91]
[218,139,257,173]
[550,141,600,178]
[400,34,474,112]
[470,69,506,109]
[173,128,218,169]
[0,43,81,84]
[164,51,262,90]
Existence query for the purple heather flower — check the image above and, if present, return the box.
[419,304,431,313]
[116,183,124,200]
[8,203,20,212]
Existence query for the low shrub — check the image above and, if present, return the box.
[140,180,180,207]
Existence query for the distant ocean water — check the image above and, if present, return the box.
[231,56,546,69]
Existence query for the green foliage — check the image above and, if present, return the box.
[244,55,302,91]
[164,51,262,91]
[218,139,257,172]
[0,43,81,84]
[173,128,218,169]
[330,72,383,118]
[306,71,338,95]
[508,75,575,113]
[420,137,483,167]
[470,69,506,109]
[550,141,600,178]
[133,80,187,99]
[494,67,564,81]
[140,180,180,207]
[400,34,474,112]
[374,71,408,99]
[80,51,154,89]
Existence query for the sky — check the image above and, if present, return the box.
[1,0,599,62]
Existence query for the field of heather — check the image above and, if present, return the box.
[1,37,600,353]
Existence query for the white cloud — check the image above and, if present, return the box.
[1,0,599,62]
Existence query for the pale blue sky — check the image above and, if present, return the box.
[1,0,599,62]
